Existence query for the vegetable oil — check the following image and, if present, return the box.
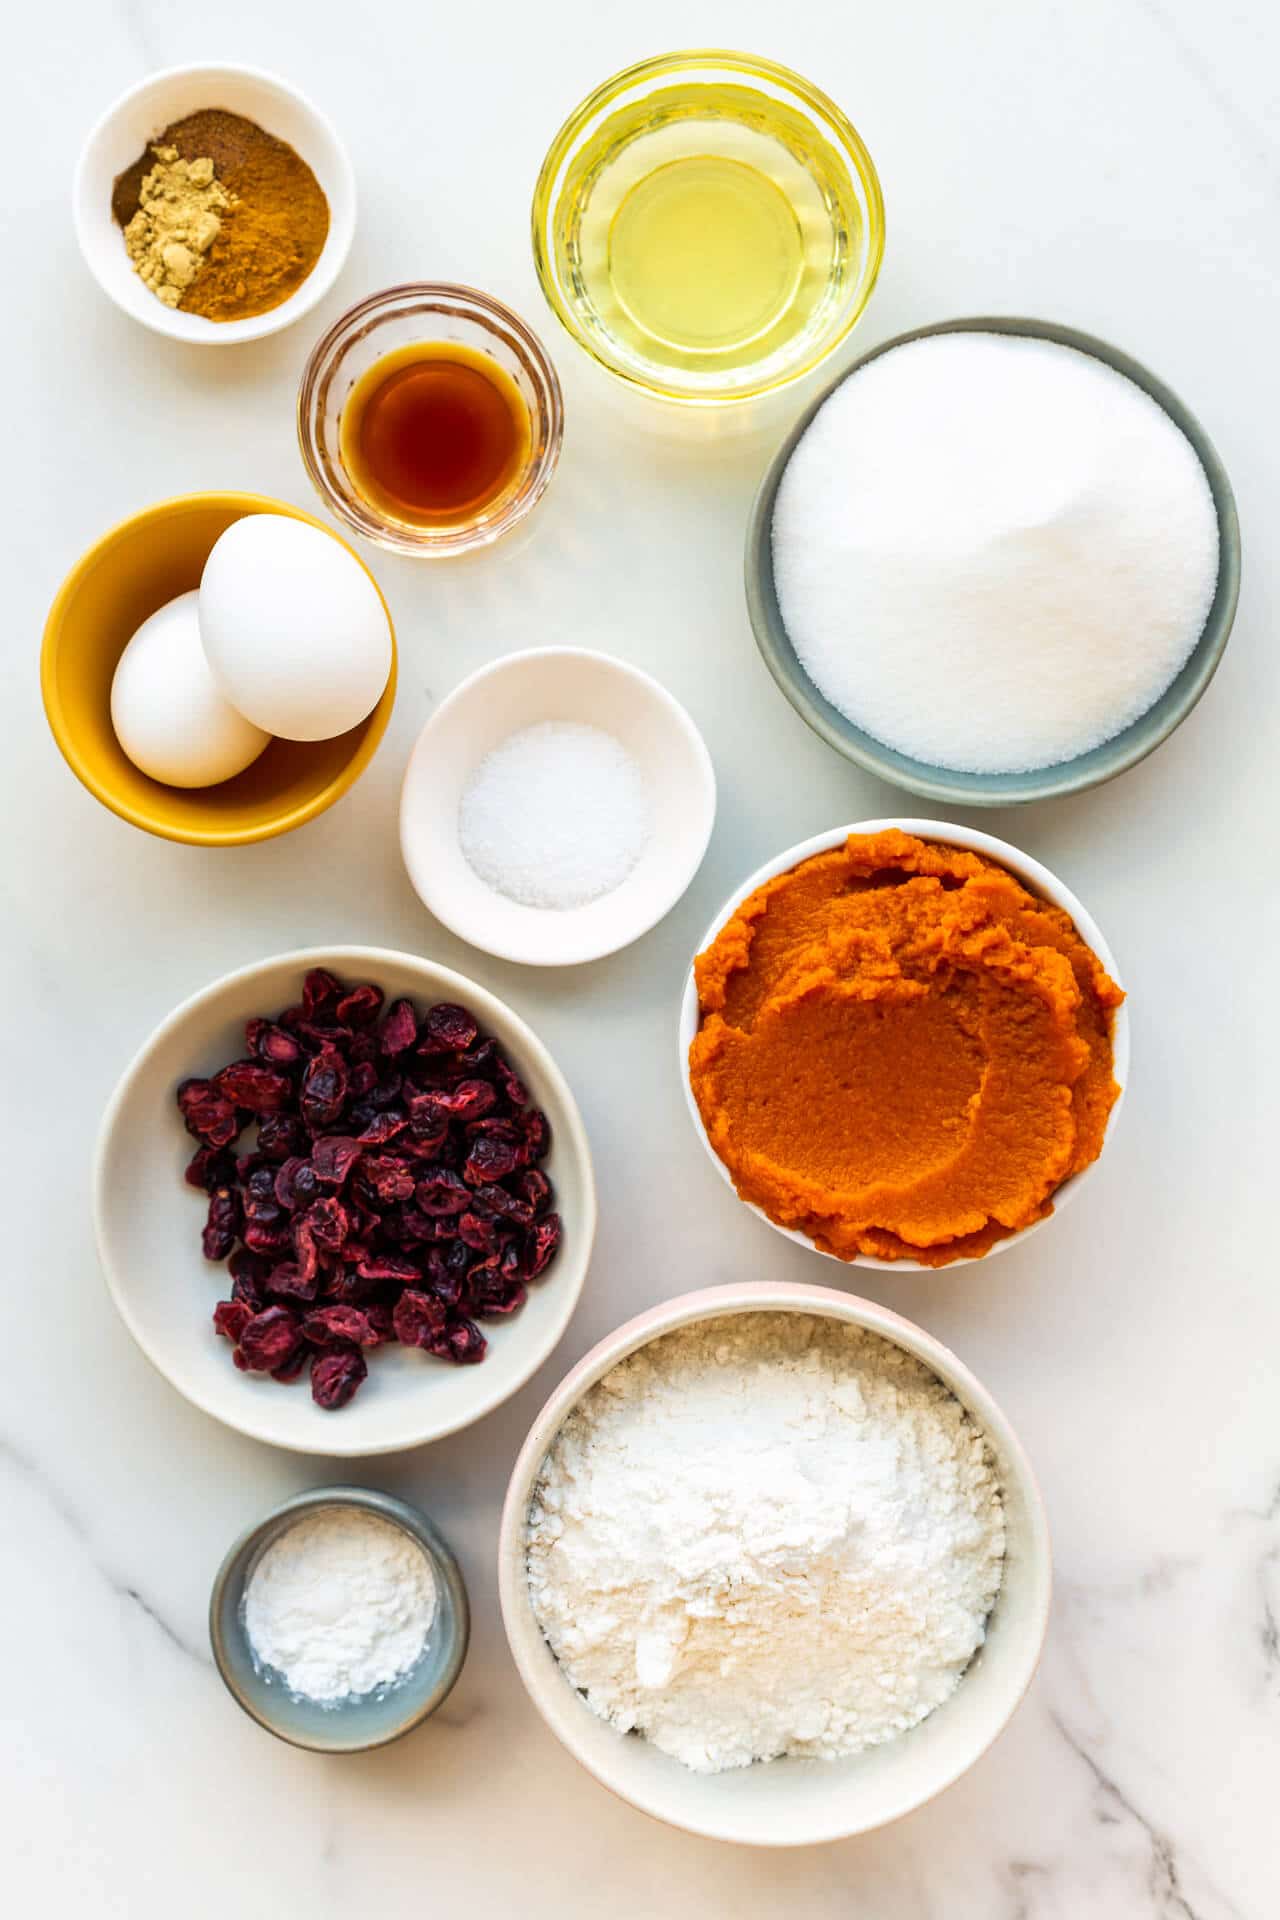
[544,75,868,396]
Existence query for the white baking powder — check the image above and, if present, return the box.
[772,331,1219,774]
[526,1314,1005,1772]
[459,720,651,910]
[244,1508,437,1705]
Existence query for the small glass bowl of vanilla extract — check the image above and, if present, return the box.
[299,285,564,557]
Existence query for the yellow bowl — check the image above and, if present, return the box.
[41,492,397,846]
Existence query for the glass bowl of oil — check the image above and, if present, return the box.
[298,284,564,557]
[531,49,884,407]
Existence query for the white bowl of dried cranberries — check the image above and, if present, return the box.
[93,948,596,1455]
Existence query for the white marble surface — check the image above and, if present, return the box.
[4,1,1278,1912]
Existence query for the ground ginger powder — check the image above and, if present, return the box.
[123,149,231,308]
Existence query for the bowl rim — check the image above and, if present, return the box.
[73,61,356,345]
[209,1484,470,1751]
[92,944,597,1454]
[296,281,565,557]
[40,490,397,846]
[497,1279,1053,1846]
[677,818,1130,1271]
[746,314,1242,803]
[530,46,886,407]
[398,645,718,966]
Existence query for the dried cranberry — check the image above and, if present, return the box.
[303,1305,376,1348]
[431,1079,498,1122]
[405,1091,450,1149]
[246,1018,303,1066]
[462,1125,523,1186]
[393,1288,448,1349]
[300,1045,349,1132]
[348,1060,378,1098]
[237,1306,302,1372]
[311,1346,367,1409]
[243,1165,283,1226]
[177,1079,241,1148]
[356,1107,407,1146]
[514,1168,553,1215]
[414,1168,471,1215]
[336,983,384,1028]
[360,1154,416,1204]
[444,1316,487,1364]
[302,968,342,1016]
[256,1111,306,1162]
[356,1253,422,1285]
[457,1210,499,1253]
[184,1146,235,1193]
[526,1213,562,1278]
[213,1299,253,1342]
[520,1108,551,1162]
[396,1205,438,1246]
[362,1301,397,1345]
[495,1054,530,1108]
[243,1220,293,1256]
[229,1248,270,1308]
[472,1183,535,1227]
[274,1156,312,1210]
[417,1002,478,1054]
[265,1261,320,1304]
[380,999,418,1056]
[202,1187,241,1261]
[214,1061,293,1113]
[474,1281,528,1319]
[305,1196,349,1253]
[310,1135,361,1185]
[271,1344,310,1384]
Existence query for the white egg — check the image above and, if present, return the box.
[198,515,392,741]
[110,591,270,788]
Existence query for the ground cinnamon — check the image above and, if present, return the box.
[112,108,329,322]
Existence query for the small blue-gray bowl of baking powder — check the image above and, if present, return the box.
[210,1485,469,1752]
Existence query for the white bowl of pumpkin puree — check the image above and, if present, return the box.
[680,822,1128,1270]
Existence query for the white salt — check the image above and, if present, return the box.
[459,720,651,910]
[772,331,1220,775]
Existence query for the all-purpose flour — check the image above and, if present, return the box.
[526,1314,1005,1772]
[244,1508,437,1705]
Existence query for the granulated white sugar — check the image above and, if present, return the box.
[771,332,1219,774]
[459,720,651,910]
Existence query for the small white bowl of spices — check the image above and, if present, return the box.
[399,648,716,966]
[74,64,355,343]
[211,1486,469,1751]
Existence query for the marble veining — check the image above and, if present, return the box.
[5,0,1278,1913]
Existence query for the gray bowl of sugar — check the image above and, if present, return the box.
[210,1485,469,1752]
[746,315,1241,806]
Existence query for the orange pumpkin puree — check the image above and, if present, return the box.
[689,831,1124,1265]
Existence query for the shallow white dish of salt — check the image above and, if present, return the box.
[399,647,716,967]
[771,331,1220,776]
